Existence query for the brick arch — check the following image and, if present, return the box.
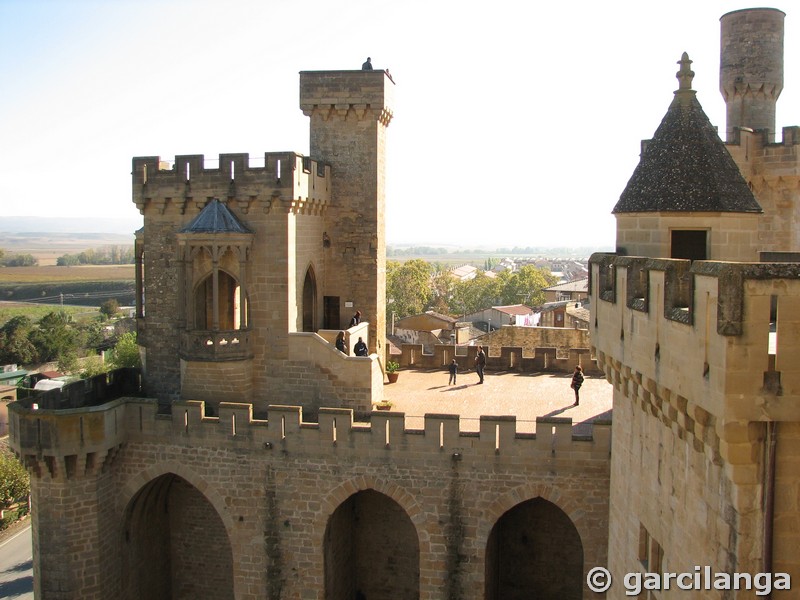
[313,475,432,598]
[315,475,435,554]
[117,460,235,537]
[479,483,588,550]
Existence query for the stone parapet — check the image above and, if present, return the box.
[132,152,331,215]
[9,398,611,481]
[589,253,800,423]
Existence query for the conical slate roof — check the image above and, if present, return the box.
[179,198,251,233]
[613,54,762,214]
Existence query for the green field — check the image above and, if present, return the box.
[0,302,100,326]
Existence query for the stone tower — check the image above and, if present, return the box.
[300,70,394,357]
[721,7,800,254]
[720,8,785,143]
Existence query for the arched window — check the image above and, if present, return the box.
[193,270,247,331]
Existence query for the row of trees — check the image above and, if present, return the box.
[387,259,557,320]
[56,245,135,266]
[0,253,37,267]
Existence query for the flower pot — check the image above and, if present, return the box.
[387,372,399,383]
[376,402,392,411]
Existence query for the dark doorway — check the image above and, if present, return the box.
[485,497,583,600]
[324,296,340,330]
[122,474,234,600]
[324,490,419,600]
[671,229,707,261]
[303,268,317,332]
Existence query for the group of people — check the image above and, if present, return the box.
[334,311,368,357]
[448,348,586,405]
[334,309,587,403]
[447,345,486,386]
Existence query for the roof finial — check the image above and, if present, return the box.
[676,52,694,91]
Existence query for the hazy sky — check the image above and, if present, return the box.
[1,0,797,248]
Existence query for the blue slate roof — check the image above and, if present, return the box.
[180,199,251,234]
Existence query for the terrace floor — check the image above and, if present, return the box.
[381,368,613,435]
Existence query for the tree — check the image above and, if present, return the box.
[429,270,455,315]
[100,299,120,319]
[0,451,29,508]
[110,332,141,368]
[496,265,558,307]
[30,311,80,363]
[80,355,111,378]
[451,272,503,315]
[386,259,433,319]
[0,316,37,364]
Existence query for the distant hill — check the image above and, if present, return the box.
[0,216,142,235]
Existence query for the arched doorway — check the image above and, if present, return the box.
[122,474,234,600]
[324,490,419,600]
[485,497,583,600]
[303,267,317,332]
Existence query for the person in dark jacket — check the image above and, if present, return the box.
[448,359,458,385]
[335,331,347,354]
[571,365,584,405]
[475,345,486,384]
[349,310,362,328]
[354,337,368,356]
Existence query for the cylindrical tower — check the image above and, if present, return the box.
[720,8,785,142]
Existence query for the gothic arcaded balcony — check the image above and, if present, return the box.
[180,329,253,361]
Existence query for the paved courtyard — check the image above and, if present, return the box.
[381,368,613,435]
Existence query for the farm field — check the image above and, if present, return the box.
[0,265,134,283]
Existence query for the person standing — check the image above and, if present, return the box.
[448,359,458,385]
[475,346,486,384]
[354,337,368,356]
[349,310,362,328]
[362,57,373,70]
[571,365,584,405]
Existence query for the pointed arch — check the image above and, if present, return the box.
[484,489,584,600]
[193,269,247,330]
[120,469,235,600]
[302,264,317,332]
[324,489,419,600]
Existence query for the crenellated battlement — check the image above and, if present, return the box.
[589,253,800,423]
[132,152,331,215]
[8,397,611,481]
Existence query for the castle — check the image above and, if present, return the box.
[7,7,799,599]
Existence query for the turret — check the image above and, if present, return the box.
[720,8,785,143]
[614,54,762,262]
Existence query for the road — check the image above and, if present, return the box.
[0,524,33,599]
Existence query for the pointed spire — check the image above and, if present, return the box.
[676,52,694,92]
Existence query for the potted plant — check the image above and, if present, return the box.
[374,400,394,411]
[386,360,400,383]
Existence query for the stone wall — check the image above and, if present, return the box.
[11,398,611,600]
[727,126,800,254]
